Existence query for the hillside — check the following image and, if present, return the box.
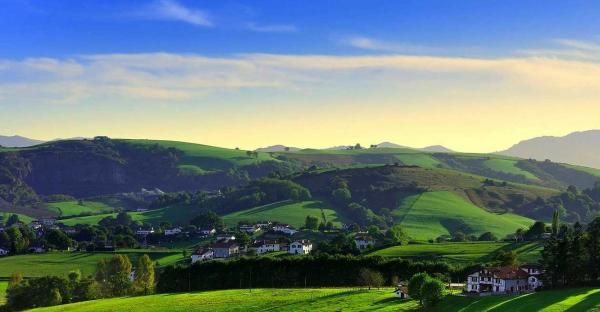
[392,191,534,240]
[0,135,44,147]
[28,288,600,312]
[501,130,600,169]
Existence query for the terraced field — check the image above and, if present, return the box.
[393,191,534,241]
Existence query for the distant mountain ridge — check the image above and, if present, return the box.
[0,135,44,147]
[500,130,600,169]
[255,145,301,152]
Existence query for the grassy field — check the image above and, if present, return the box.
[483,158,540,181]
[29,287,600,312]
[0,212,34,224]
[123,139,275,173]
[0,281,7,305]
[223,200,346,228]
[393,191,534,241]
[0,251,184,278]
[47,201,114,217]
[371,241,543,264]
[58,204,197,226]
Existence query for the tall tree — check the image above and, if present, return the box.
[552,210,560,235]
[134,254,155,295]
[95,254,133,297]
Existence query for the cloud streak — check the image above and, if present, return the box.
[246,23,297,33]
[134,0,212,27]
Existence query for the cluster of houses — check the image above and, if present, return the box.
[0,217,70,256]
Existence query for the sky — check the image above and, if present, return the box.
[2,0,600,152]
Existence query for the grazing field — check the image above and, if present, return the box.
[0,251,184,278]
[0,212,34,224]
[0,281,7,305]
[58,204,196,226]
[483,158,540,181]
[223,200,346,228]
[29,287,600,312]
[393,191,534,241]
[370,241,543,264]
[47,201,114,217]
[123,139,275,173]
[30,288,416,312]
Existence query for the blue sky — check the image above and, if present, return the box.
[3,0,598,58]
[2,0,600,151]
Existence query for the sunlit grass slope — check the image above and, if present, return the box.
[393,191,534,240]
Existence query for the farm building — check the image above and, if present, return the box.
[252,240,281,255]
[0,247,9,256]
[289,240,312,254]
[239,224,261,234]
[191,248,214,263]
[213,241,240,258]
[273,224,297,235]
[467,266,542,295]
[354,234,376,250]
[164,227,182,236]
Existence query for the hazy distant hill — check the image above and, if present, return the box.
[500,130,600,169]
[0,135,44,147]
[255,145,301,152]
[420,145,454,153]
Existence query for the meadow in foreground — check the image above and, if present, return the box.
[27,287,600,312]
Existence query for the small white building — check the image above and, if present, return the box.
[38,218,56,226]
[0,248,9,256]
[28,246,45,253]
[273,224,297,235]
[198,228,216,237]
[256,221,272,228]
[136,227,155,236]
[213,242,240,258]
[164,227,182,236]
[394,285,410,299]
[289,240,312,254]
[239,225,261,234]
[191,248,214,263]
[354,234,376,250]
[216,233,236,242]
[253,240,280,255]
[129,270,136,282]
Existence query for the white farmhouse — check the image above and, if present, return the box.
[467,266,537,294]
[289,240,312,255]
[164,227,182,236]
[239,224,261,234]
[273,224,297,235]
[198,228,216,237]
[354,234,376,250]
[191,248,214,263]
[0,248,9,256]
[136,227,155,236]
[252,240,280,255]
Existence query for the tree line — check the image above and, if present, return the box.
[540,216,600,288]
[157,255,471,293]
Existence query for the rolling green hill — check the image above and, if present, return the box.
[0,281,6,305]
[123,139,276,173]
[47,201,114,217]
[393,191,534,240]
[223,200,347,228]
[27,287,600,312]
[371,241,543,264]
[0,251,184,278]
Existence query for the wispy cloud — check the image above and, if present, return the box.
[518,38,600,61]
[340,36,438,54]
[134,0,212,27]
[246,23,297,33]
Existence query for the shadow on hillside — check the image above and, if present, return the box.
[485,288,595,312]
[565,290,600,312]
